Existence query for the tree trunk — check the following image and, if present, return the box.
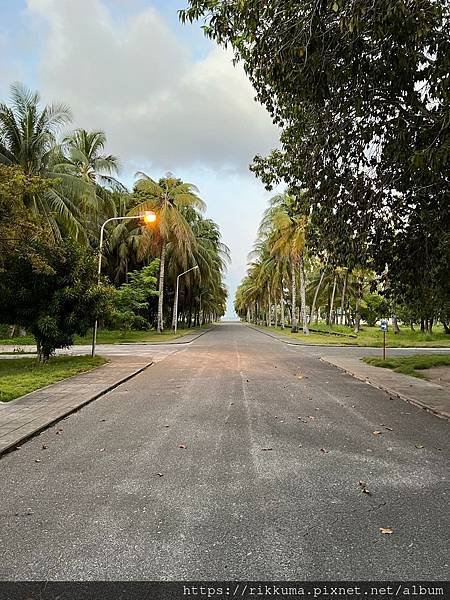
[157,243,166,333]
[340,272,348,325]
[299,255,309,335]
[353,280,362,333]
[280,291,285,329]
[291,265,298,333]
[329,275,337,326]
[443,321,450,334]
[310,269,325,325]
[172,291,177,329]
[391,314,400,334]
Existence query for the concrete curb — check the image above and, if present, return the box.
[0,360,153,457]
[321,357,450,421]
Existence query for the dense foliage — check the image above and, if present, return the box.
[0,84,229,357]
[181,0,449,331]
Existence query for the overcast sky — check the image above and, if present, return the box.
[0,0,280,318]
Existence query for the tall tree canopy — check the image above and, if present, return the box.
[181,0,449,324]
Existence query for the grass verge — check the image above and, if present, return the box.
[252,324,450,347]
[0,355,107,402]
[363,353,450,378]
[0,326,209,346]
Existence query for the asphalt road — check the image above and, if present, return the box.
[0,323,448,580]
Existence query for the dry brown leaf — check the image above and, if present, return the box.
[320,448,329,453]
[156,473,164,477]
[358,480,367,487]
[178,444,187,449]
[379,527,394,534]
[372,431,382,436]
[42,444,47,450]
[415,444,424,449]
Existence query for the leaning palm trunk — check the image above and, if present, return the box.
[291,264,298,333]
[280,290,285,329]
[329,275,337,325]
[299,255,309,335]
[340,272,348,325]
[310,269,325,324]
[157,243,166,333]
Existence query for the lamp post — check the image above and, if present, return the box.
[173,265,199,333]
[91,211,156,357]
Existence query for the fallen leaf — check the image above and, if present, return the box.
[262,447,273,451]
[178,444,187,449]
[156,473,164,477]
[100,419,106,422]
[320,448,329,453]
[315,408,320,411]
[35,459,41,463]
[385,426,393,431]
[298,444,303,448]
[42,444,47,450]
[99,448,105,452]
[358,480,367,488]
[362,488,372,496]
[372,431,382,436]
[164,425,170,428]
[230,402,234,405]
[308,416,316,420]
[415,444,424,449]
[297,374,304,380]
[55,428,63,435]
[379,527,394,535]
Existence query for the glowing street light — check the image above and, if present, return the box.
[91,213,156,357]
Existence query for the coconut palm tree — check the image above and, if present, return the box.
[53,129,126,230]
[263,191,309,334]
[130,173,206,332]
[0,83,89,238]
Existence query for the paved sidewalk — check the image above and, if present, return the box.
[0,357,152,456]
[322,356,450,419]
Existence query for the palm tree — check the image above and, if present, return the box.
[54,129,126,229]
[0,83,87,238]
[262,191,309,334]
[130,173,206,332]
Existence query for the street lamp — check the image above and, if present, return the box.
[91,212,156,357]
[173,265,199,333]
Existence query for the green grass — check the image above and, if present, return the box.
[0,326,208,346]
[363,353,450,378]
[254,323,450,347]
[0,355,107,402]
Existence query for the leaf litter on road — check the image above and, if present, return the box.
[379,527,394,535]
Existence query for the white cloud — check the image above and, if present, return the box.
[27,0,278,171]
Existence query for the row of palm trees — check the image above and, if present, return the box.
[0,83,228,330]
[235,191,379,334]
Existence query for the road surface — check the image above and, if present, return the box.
[0,323,448,580]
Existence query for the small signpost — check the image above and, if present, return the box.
[380,319,388,360]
